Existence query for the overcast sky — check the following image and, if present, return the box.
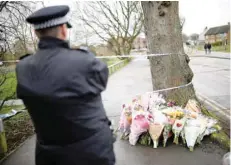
[179,0,230,35]
[44,0,230,42]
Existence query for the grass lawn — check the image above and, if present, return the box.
[100,58,121,66]
[0,71,17,100]
[212,45,230,53]
[197,45,230,53]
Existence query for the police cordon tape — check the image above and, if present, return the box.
[0,53,193,94]
[1,52,193,101]
[0,53,186,64]
[95,53,185,59]
[1,52,230,63]
[140,81,193,95]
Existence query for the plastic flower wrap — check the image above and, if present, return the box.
[180,129,186,145]
[132,95,140,111]
[184,119,201,151]
[185,99,201,113]
[132,96,145,112]
[129,112,149,145]
[163,123,172,147]
[149,93,166,112]
[149,111,167,148]
[200,117,219,140]
[140,93,151,111]
[149,122,164,148]
[172,117,186,144]
[119,104,132,139]
[196,116,208,144]
[153,110,168,124]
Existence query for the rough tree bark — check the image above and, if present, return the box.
[141,1,196,106]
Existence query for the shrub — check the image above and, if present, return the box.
[211,41,222,47]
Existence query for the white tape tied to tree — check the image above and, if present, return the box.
[0,53,192,94]
[0,53,187,64]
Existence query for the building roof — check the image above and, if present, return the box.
[205,24,230,36]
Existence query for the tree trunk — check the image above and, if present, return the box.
[141,1,196,106]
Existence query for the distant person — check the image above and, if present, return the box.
[204,43,208,54]
[207,42,212,54]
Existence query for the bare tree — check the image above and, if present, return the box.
[141,1,196,106]
[0,1,43,60]
[0,1,43,110]
[76,1,143,56]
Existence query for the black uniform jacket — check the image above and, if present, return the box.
[16,37,115,165]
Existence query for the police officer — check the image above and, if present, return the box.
[16,5,115,165]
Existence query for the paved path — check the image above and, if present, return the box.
[2,58,227,165]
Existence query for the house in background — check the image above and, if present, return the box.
[204,23,230,44]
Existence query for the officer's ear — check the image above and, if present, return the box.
[60,24,68,40]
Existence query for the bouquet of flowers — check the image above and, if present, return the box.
[172,117,186,144]
[129,112,149,145]
[119,104,132,139]
[185,99,201,113]
[140,93,151,111]
[149,122,164,148]
[118,94,219,151]
[149,93,166,112]
[199,118,219,141]
[163,123,172,147]
[196,117,208,144]
[180,129,186,145]
[184,119,201,151]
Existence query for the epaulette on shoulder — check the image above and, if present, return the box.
[71,46,89,53]
[19,54,32,60]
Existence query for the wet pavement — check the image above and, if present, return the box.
[2,135,227,165]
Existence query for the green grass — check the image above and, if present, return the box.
[107,59,121,66]
[0,72,17,100]
[102,58,121,66]
[212,45,230,53]
[98,57,122,66]
[197,45,230,53]
[200,105,230,150]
